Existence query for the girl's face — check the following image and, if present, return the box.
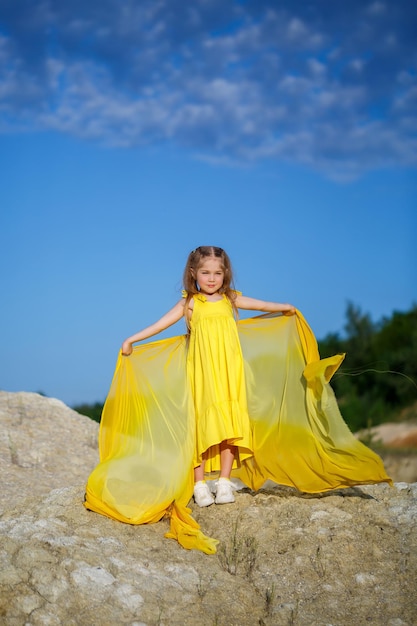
[195,257,224,295]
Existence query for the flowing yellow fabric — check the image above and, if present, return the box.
[84,309,391,553]
[84,335,218,554]
[234,310,391,492]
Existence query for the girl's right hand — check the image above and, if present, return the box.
[121,340,133,356]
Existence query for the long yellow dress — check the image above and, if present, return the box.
[188,294,253,471]
[84,301,392,554]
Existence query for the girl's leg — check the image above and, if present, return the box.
[219,442,236,479]
[216,442,236,504]
[195,443,236,480]
[194,449,208,482]
[194,460,206,482]
[193,451,214,507]
[194,442,236,505]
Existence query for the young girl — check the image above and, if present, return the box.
[121,246,296,508]
[85,246,391,554]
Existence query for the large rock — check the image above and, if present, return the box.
[1,483,416,625]
[0,391,98,514]
[1,392,417,625]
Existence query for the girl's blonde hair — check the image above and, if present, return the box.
[183,246,238,329]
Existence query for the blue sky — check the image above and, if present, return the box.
[0,0,416,407]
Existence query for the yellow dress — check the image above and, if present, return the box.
[187,293,253,471]
[84,305,392,554]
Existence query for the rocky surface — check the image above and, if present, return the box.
[0,391,98,514]
[356,420,417,484]
[368,421,417,448]
[1,391,417,625]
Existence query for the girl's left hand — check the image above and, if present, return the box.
[283,304,296,315]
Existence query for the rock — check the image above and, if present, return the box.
[357,421,417,449]
[1,483,416,625]
[379,452,417,484]
[356,420,417,483]
[1,392,417,625]
[0,391,98,514]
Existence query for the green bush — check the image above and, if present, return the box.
[72,401,104,423]
[319,303,417,431]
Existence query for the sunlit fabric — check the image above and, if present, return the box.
[234,311,391,493]
[84,309,391,553]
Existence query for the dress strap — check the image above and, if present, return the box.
[182,290,207,302]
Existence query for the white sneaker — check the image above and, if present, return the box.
[193,481,215,507]
[215,478,235,504]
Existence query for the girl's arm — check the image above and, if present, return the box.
[234,294,296,314]
[121,300,185,355]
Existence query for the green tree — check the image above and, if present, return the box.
[319,303,417,431]
[73,401,104,423]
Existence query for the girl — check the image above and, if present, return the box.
[85,246,391,554]
[121,246,296,508]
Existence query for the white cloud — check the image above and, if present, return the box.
[349,58,365,72]
[0,0,415,179]
[367,2,386,16]
[287,17,307,40]
[308,58,327,78]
